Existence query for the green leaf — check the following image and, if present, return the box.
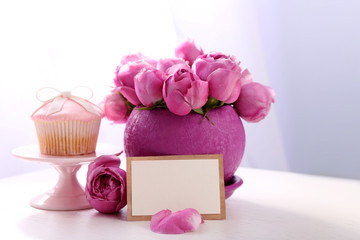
[134,99,168,111]
[135,106,156,110]
[193,108,205,115]
[204,114,215,126]
[192,107,215,125]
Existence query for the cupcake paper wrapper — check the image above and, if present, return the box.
[34,120,101,155]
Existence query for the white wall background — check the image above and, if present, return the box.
[1,0,359,180]
[0,0,177,178]
[253,0,360,179]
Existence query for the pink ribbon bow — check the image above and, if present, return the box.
[36,86,101,116]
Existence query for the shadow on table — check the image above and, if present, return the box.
[17,207,137,240]
[17,200,359,240]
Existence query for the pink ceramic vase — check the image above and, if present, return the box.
[124,105,245,184]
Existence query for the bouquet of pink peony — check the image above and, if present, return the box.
[104,39,275,124]
[103,39,275,197]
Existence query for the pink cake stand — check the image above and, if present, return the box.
[12,143,122,211]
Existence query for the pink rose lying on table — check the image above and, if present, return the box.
[192,52,243,103]
[235,82,275,123]
[150,208,204,234]
[134,68,166,107]
[103,89,131,124]
[163,64,209,116]
[85,155,127,213]
[175,39,204,66]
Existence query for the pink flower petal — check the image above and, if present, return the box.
[164,90,192,116]
[150,208,204,234]
[118,86,141,105]
[157,58,186,73]
[134,69,165,107]
[192,57,225,81]
[207,68,242,103]
[120,53,157,67]
[266,86,276,103]
[240,68,253,86]
[184,80,209,109]
[175,39,204,66]
[87,155,121,174]
[166,63,192,76]
[87,198,123,214]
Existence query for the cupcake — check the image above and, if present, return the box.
[31,90,104,156]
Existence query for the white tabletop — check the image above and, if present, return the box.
[0,166,359,240]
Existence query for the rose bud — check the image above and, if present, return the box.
[157,58,186,73]
[120,52,157,67]
[103,89,131,124]
[114,60,155,105]
[85,155,127,214]
[235,82,275,123]
[163,64,209,116]
[192,52,243,103]
[175,39,204,66]
[150,208,204,234]
[134,68,166,107]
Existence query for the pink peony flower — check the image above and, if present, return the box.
[192,52,243,104]
[157,58,186,73]
[163,64,209,116]
[85,155,127,213]
[114,61,155,105]
[103,90,131,124]
[150,208,204,234]
[175,39,204,66]
[119,52,157,67]
[235,82,275,123]
[134,68,166,107]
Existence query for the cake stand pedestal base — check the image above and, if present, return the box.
[12,143,122,211]
[30,165,91,210]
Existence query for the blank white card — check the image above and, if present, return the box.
[127,155,225,220]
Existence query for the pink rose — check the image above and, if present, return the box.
[175,39,204,66]
[114,61,155,105]
[163,64,209,116]
[157,58,186,73]
[192,52,243,103]
[235,82,275,123]
[150,208,204,234]
[85,155,127,214]
[119,52,157,67]
[134,68,166,107]
[104,89,131,124]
